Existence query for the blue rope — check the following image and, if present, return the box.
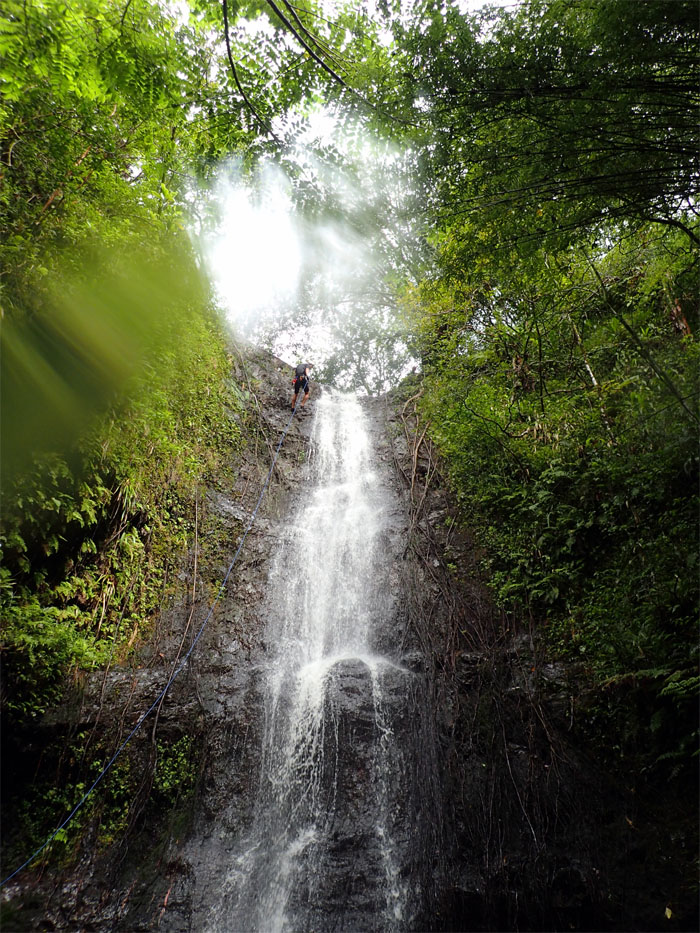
[1,395,304,888]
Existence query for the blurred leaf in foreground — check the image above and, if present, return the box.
[1,239,209,489]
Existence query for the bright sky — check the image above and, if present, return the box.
[204,0,522,365]
[206,168,301,332]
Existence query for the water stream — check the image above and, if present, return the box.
[207,392,420,932]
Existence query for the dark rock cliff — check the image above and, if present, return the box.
[1,353,696,932]
[1,347,314,930]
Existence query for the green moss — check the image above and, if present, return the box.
[3,726,204,878]
[153,735,198,805]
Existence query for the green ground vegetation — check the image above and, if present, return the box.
[1,305,242,720]
[2,726,201,878]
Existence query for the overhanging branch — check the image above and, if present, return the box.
[265,0,347,87]
[222,0,279,143]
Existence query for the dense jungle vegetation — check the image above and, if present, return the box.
[1,0,697,891]
[399,0,700,778]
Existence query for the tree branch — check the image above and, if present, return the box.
[119,0,134,30]
[639,214,700,246]
[264,0,347,87]
[222,0,279,143]
[278,0,348,74]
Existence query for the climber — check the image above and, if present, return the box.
[291,363,313,412]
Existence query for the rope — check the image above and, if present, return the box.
[1,393,305,888]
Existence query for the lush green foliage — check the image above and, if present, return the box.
[395,0,699,771]
[0,0,248,722]
[1,0,697,892]
[397,0,699,253]
[1,0,204,302]
[1,304,242,720]
[2,727,200,875]
[412,236,698,684]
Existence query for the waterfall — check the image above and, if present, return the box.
[207,392,420,932]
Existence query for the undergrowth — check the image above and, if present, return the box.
[0,304,243,724]
[411,227,699,777]
[1,727,202,878]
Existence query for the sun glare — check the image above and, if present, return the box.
[207,169,301,332]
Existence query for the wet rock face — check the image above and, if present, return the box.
[0,376,442,933]
[269,659,420,933]
[180,392,440,933]
[182,662,415,933]
[0,349,322,931]
[13,362,679,933]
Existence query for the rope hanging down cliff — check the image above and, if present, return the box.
[1,393,305,889]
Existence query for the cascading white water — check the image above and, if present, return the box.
[208,392,415,932]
